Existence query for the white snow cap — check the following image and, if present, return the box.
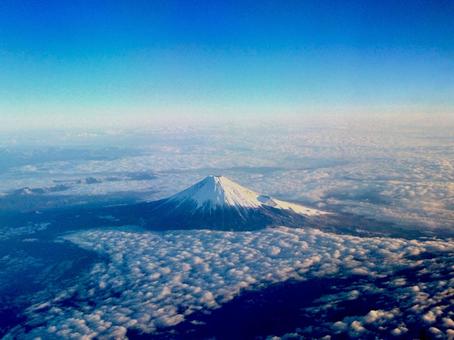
[168,175,326,216]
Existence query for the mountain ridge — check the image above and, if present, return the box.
[131,175,327,230]
[165,175,325,217]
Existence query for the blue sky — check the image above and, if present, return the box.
[0,0,453,128]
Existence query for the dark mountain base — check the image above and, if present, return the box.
[114,200,311,230]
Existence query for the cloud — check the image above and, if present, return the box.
[8,226,453,339]
[0,223,50,241]
[2,121,452,232]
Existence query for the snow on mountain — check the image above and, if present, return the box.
[100,175,329,230]
[167,175,325,217]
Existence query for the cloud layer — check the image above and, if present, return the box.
[1,120,452,231]
[9,226,453,339]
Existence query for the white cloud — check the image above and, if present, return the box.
[1,121,452,232]
[8,226,453,339]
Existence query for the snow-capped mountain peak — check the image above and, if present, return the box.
[167,175,325,216]
[168,175,262,209]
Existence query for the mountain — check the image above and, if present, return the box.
[126,175,328,230]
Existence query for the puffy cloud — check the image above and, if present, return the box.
[391,325,408,336]
[349,320,366,336]
[423,311,438,324]
[8,226,453,339]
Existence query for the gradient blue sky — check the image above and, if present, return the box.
[0,0,453,128]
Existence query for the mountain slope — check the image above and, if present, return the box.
[138,176,327,230]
